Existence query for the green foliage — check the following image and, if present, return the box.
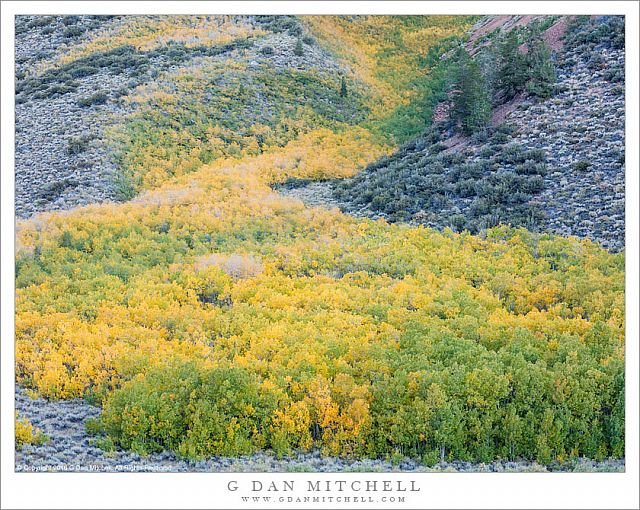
[15,413,49,449]
[62,16,81,26]
[564,16,624,53]
[37,178,78,203]
[525,37,556,98]
[496,28,556,100]
[254,15,302,35]
[563,16,624,85]
[15,39,253,102]
[475,46,499,98]
[497,30,529,100]
[63,26,85,39]
[334,123,548,232]
[77,91,108,107]
[450,48,491,134]
[89,291,625,463]
[118,65,368,189]
[94,436,117,453]
[67,135,91,155]
[340,76,347,98]
[372,35,473,143]
[294,39,304,57]
[305,16,478,144]
[96,363,278,458]
[16,15,624,468]
[29,16,56,29]
[112,169,137,201]
[17,181,625,462]
[538,16,561,33]
[573,160,591,172]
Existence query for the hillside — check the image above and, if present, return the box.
[15,15,368,217]
[283,16,625,251]
[14,15,624,472]
[15,15,477,217]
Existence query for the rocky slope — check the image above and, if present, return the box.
[511,20,624,251]
[14,15,626,473]
[15,15,348,218]
[282,16,625,251]
[15,16,130,218]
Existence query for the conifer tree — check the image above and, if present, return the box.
[340,76,348,98]
[476,46,499,100]
[525,37,556,98]
[450,48,491,135]
[498,30,528,99]
[294,39,304,56]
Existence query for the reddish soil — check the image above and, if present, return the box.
[490,91,527,126]
[466,15,513,45]
[542,17,568,51]
[431,15,570,128]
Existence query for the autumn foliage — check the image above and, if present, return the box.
[15,15,624,465]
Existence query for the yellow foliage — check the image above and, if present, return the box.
[13,15,624,462]
[304,16,475,119]
[32,16,264,76]
[15,413,48,449]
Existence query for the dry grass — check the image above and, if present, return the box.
[195,253,264,279]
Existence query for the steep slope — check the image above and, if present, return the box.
[287,16,625,251]
[16,15,479,219]
[15,15,268,217]
[510,17,624,251]
[14,16,624,470]
[15,15,371,217]
[15,15,129,217]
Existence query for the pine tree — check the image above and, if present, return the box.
[340,76,347,98]
[498,30,528,100]
[525,37,556,98]
[294,39,304,57]
[476,46,499,100]
[450,48,491,135]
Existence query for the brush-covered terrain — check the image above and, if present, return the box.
[284,16,625,251]
[15,15,624,471]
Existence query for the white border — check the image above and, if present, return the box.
[1,2,638,509]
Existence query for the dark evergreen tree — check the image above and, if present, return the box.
[476,45,499,101]
[525,37,556,98]
[294,38,304,57]
[497,30,528,99]
[450,48,491,135]
[340,76,347,98]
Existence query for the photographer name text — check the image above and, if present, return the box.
[227,480,421,493]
